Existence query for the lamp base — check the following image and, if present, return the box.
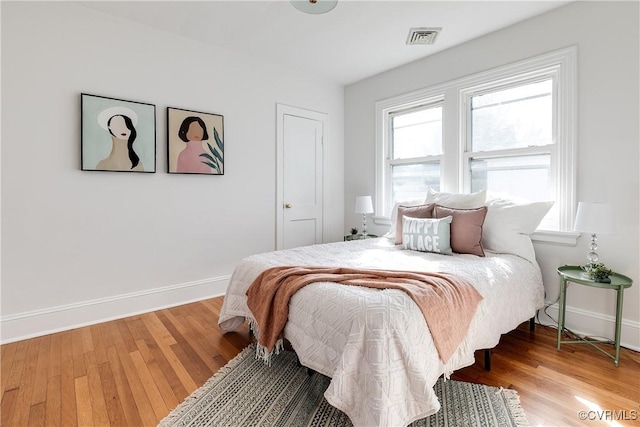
[361,214,368,238]
[585,233,599,265]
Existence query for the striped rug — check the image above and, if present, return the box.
[159,344,529,427]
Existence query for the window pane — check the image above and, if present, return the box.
[470,154,551,199]
[470,154,556,228]
[392,106,442,159]
[471,80,552,152]
[391,163,440,204]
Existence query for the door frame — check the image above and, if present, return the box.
[276,103,329,250]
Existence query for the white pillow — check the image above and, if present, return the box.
[425,188,486,209]
[482,198,554,262]
[384,198,424,239]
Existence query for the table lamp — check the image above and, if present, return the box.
[355,196,374,238]
[573,202,616,268]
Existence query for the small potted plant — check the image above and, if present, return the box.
[582,263,612,283]
[350,227,358,236]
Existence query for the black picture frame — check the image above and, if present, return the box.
[167,107,224,175]
[81,93,156,173]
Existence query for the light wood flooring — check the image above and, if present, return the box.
[1,296,639,426]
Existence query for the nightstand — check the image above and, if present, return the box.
[556,265,633,366]
[344,234,378,241]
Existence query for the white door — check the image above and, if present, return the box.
[276,104,327,250]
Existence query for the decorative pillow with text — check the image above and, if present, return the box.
[394,204,435,244]
[401,215,453,255]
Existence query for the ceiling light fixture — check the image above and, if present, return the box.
[290,0,338,15]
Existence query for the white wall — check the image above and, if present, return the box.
[0,1,344,342]
[345,1,639,350]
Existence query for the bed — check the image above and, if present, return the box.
[218,236,545,427]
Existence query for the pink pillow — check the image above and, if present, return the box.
[434,205,487,256]
[395,204,435,244]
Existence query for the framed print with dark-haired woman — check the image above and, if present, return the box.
[167,107,224,175]
[81,93,156,173]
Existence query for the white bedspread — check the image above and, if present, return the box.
[219,238,544,427]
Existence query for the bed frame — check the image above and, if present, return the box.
[483,317,536,370]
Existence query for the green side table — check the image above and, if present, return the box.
[556,265,633,367]
[344,234,378,241]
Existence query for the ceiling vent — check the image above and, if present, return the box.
[406,27,442,45]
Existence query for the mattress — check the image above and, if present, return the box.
[219,237,544,427]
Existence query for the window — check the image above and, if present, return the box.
[463,78,558,229]
[387,102,443,205]
[375,47,576,240]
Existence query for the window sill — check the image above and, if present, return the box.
[373,216,392,226]
[531,230,580,246]
[375,216,579,246]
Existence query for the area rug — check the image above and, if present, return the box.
[159,344,529,427]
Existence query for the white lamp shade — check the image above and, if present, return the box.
[355,196,374,214]
[573,202,617,235]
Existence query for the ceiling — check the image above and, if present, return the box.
[80,1,572,85]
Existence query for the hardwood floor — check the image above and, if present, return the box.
[1,297,638,426]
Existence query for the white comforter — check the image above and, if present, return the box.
[218,238,544,427]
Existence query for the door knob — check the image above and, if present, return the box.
[285,203,292,208]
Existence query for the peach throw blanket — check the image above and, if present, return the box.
[246,266,483,364]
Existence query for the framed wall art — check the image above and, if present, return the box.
[167,107,224,175]
[81,93,156,173]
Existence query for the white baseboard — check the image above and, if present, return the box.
[537,301,640,352]
[4,284,638,354]
[0,275,230,344]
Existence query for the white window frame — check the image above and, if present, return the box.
[384,98,445,213]
[375,47,577,244]
[461,73,558,228]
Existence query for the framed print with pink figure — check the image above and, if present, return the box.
[167,107,224,175]
[81,93,156,173]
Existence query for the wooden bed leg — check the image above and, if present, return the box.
[482,317,533,372]
[484,349,491,371]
